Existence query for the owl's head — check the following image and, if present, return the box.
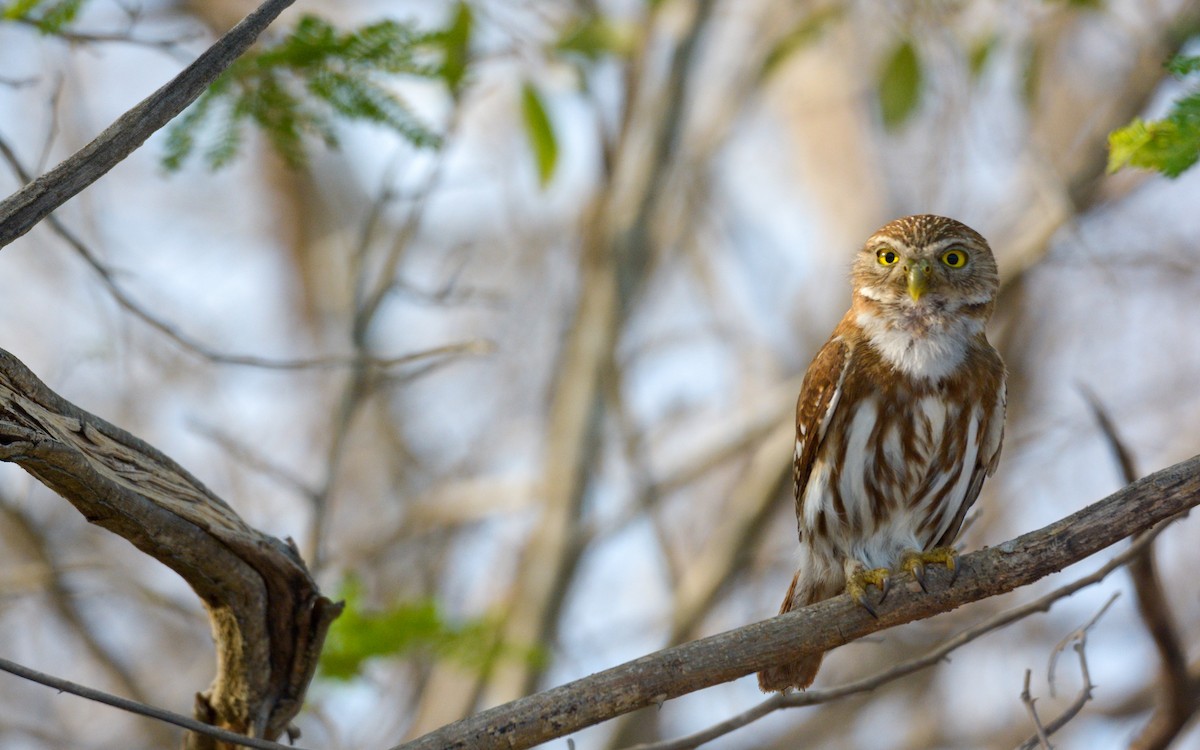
[851,215,998,314]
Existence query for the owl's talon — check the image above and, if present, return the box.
[845,565,890,618]
[946,554,960,586]
[900,547,958,592]
[910,561,927,592]
[854,591,878,619]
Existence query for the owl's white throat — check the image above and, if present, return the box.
[855,305,978,381]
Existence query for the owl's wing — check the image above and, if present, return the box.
[934,369,1006,548]
[793,336,851,524]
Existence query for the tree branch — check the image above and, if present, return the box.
[0,655,301,750]
[627,513,1167,750]
[395,453,1200,750]
[0,347,339,745]
[1016,597,1109,750]
[0,0,296,249]
[1083,388,1199,749]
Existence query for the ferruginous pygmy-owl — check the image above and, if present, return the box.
[757,215,1006,692]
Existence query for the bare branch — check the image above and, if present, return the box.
[1082,389,1200,749]
[0,655,301,750]
[1021,669,1053,750]
[394,453,1200,750]
[12,16,202,55]
[0,0,296,248]
[0,347,339,744]
[1017,602,1106,750]
[1046,592,1117,697]
[1,130,492,374]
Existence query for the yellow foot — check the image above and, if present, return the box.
[900,546,958,592]
[844,564,891,618]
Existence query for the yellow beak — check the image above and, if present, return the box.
[906,260,930,301]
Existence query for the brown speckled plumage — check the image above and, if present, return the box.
[758,215,1006,692]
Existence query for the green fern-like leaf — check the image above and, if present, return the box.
[307,69,439,148]
[34,0,81,31]
[318,578,545,681]
[163,12,457,171]
[3,0,86,31]
[1166,54,1200,77]
[433,2,472,96]
[162,89,219,171]
[2,0,44,20]
[1107,56,1200,178]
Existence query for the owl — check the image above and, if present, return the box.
[757,215,1006,692]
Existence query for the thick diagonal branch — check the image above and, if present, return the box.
[0,0,295,249]
[395,453,1200,750]
[0,347,339,745]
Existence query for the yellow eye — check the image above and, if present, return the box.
[876,248,899,266]
[940,248,968,268]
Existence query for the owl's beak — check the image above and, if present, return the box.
[905,260,931,301]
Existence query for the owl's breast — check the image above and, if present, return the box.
[800,390,983,562]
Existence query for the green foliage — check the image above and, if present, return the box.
[760,6,844,81]
[1107,55,1200,178]
[3,0,86,32]
[1022,40,1043,104]
[1167,55,1200,77]
[878,39,923,131]
[520,81,558,187]
[434,2,472,97]
[556,15,635,61]
[968,34,998,80]
[164,7,475,171]
[319,578,545,681]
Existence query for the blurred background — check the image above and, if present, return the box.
[2,0,1200,748]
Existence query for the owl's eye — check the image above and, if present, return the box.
[940,248,968,268]
[876,249,899,266]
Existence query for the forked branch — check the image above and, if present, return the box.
[0,347,339,746]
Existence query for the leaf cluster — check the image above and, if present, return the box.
[2,0,85,33]
[512,12,639,189]
[164,7,473,171]
[319,578,546,681]
[1108,55,1200,178]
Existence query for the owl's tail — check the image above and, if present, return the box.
[756,568,836,692]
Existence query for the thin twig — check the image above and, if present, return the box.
[1,133,494,374]
[1017,605,1104,750]
[1081,387,1199,750]
[1047,592,1118,697]
[0,655,304,750]
[13,16,203,54]
[1021,669,1053,750]
[190,422,321,502]
[0,76,39,88]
